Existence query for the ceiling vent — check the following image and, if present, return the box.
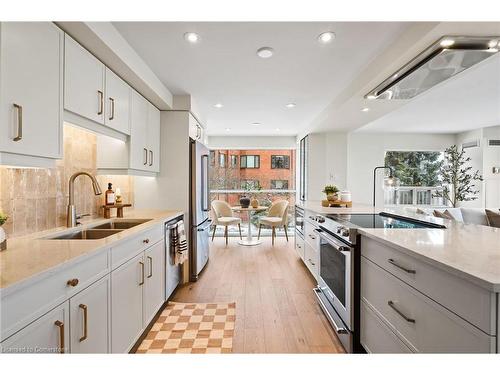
[488,139,500,146]
[462,139,480,149]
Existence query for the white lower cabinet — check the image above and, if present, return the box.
[143,241,165,327]
[111,252,144,353]
[0,301,69,354]
[69,275,110,353]
[294,233,305,261]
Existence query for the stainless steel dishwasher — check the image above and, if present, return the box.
[164,215,184,300]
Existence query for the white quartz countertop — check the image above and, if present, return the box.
[0,209,184,290]
[300,201,500,292]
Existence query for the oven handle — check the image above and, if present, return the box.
[316,229,351,252]
[314,288,349,335]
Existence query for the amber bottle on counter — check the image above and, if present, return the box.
[105,183,115,206]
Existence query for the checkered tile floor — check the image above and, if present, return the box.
[136,302,236,354]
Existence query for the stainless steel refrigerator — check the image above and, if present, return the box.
[189,140,211,281]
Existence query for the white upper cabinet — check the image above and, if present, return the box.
[129,90,149,171]
[64,34,105,125]
[188,113,204,143]
[0,22,63,165]
[105,68,131,135]
[147,103,160,173]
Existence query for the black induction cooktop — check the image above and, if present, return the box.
[325,213,446,229]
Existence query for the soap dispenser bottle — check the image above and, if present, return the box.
[105,183,115,206]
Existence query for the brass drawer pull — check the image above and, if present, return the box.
[109,97,115,120]
[147,256,153,278]
[13,103,23,141]
[139,261,145,285]
[79,304,88,342]
[97,90,104,115]
[388,258,416,274]
[388,300,415,323]
[67,278,79,287]
[54,320,65,353]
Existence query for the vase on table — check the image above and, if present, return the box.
[240,196,250,208]
[250,197,259,209]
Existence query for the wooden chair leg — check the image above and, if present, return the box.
[272,227,275,246]
[212,225,217,242]
[238,223,242,240]
[258,224,262,240]
[284,225,289,242]
[225,226,228,245]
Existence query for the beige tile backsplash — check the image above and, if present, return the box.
[0,125,134,237]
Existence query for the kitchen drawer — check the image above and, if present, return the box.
[361,300,413,353]
[304,220,319,249]
[295,233,305,260]
[304,241,318,279]
[361,256,495,353]
[110,224,163,269]
[361,236,495,335]
[1,250,109,341]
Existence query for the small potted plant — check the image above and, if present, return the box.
[322,185,340,201]
[0,212,8,251]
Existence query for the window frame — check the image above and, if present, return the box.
[230,155,238,168]
[271,155,290,169]
[270,179,289,190]
[218,152,227,168]
[240,155,260,169]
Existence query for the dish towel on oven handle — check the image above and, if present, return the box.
[171,221,188,265]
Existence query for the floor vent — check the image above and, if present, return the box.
[488,139,500,146]
[462,140,480,149]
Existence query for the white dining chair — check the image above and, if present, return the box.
[257,200,289,245]
[211,200,242,245]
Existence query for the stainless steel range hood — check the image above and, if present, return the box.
[365,36,500,100]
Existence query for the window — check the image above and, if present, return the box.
[230,155,238,168]
[271,155,290,169]
[218,153,226,168]
[209,150,215,166]
[240,155,260,169]
[271,180,289,189]
[241,179,260,189]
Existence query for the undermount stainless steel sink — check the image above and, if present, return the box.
[91,219,152,230]
[46,229,123,240]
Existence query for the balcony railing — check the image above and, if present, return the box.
[384,186,446,207]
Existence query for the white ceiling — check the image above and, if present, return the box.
[357,52,500,133]
[113,22,411,136]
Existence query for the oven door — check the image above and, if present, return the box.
[317,229,352,329]
[295,208,304,236]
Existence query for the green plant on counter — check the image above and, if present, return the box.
[0,212,8,226]
[322,185,339,196]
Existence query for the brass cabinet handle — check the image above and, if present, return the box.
[147,256,153,278]
[67,278,79,287]
[79,304,88,342]
[139,261,145,286]
[149,150,153,166]
[143,238,150,244]
[143,148,148,165]
[97,90,104,115]
[13,103,23,141]
[109,97,115,120]
[54,320,65,353]
[388,258,416,274]
[388,300,415,323]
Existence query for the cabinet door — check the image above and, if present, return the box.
[0,22,63,159]
[188,114,198,140]
[0,301,69,354]
[69,275,110,353]
[143,241,165,326]
[105,68,130,135]
[147,103,161,172]
[111,253,144,353]
[64,34,105,125]
[129,90,149,171]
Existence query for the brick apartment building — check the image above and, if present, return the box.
[209,149,296,208]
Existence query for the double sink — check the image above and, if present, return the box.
[44,219,152,240]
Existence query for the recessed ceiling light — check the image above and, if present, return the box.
[318,32,336,44]
[256,47,274,58]
[286,103,296,108]
[440,39,455,48]
[225,128,231,132]
[275,128,281,131]
[251,122,261,126]
[184,32,200,44]
[361,107,370,112]
[214,103,223,108]
[366,95,377,100]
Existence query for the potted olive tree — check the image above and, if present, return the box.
[0,212,8,251]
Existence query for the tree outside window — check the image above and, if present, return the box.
[271,180,289,189]
[385,151,443,186]
[271,155,290,169]
[241,179,260,189]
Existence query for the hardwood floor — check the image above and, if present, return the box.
[171,236,346,353]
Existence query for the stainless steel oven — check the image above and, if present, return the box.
[314,227,354,352]
[295,206,304,237]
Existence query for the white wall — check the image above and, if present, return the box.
[207,136,297,150]
[482,125,500,208]
[346,132,456,206]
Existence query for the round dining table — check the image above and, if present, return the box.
[231,205,267,246]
